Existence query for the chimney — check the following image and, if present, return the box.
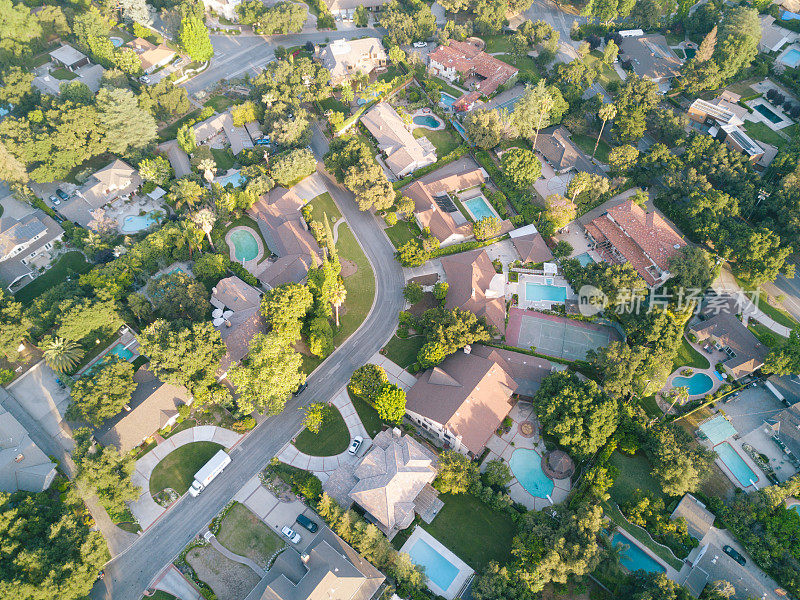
[301,552,310,564]
[392,427,402,438]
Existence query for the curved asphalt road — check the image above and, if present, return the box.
[91,132,404,600]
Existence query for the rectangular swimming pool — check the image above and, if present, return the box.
[525,282,567,303]
[781,48,800,68]
[440,92,457,108]
[716,442,758,487]
[611,532,666,574]
[753,103,783,124]
[407,538,460,591]
[462,195,498,221]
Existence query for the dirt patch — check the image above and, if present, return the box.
[340,258,358,278]
[407,292,439,316]
[292,338,313,357]
[186,545,260,600]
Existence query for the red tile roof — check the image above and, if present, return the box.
[429,40,518,102]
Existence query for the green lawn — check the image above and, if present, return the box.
[413,127,461,156]
[158,108,201,141]
[307,191,342,222]
[608,452,664,506]
[584,53,622,88]
[149,442,224,495]
[382,335,424,369]
[204,95,235,112]
[672,337,711,372]
[14,251,92,304]
[384,219,420,249]
[422,493,517,571]
[348,390,384,438]
[757,295,799,330]
[211,147,236,172]
[638,395,662,419]
[482,34,513,54]
[217,502,284,567]
[495,54,540,79]
[748,322,782,347]
[744,121,789,148]
[571,132,611,164]
[724,78,761,98]
[293,405,350,456]
[51,68,78,80]
[319,96,351,115]
[431,76,464,99]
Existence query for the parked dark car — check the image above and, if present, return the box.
[723,545,746,566]
[55,188,69,201]
[292,382,307,396]
[295,513,318,533]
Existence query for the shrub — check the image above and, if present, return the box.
[0,369,13,385]
[403,282,424,304]
[384,211,398,226]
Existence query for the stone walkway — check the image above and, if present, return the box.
[129,426,242,530]
[207,533,266,577]
[368,352,418,390]
[276,387,368,482]
[332,217,346,243]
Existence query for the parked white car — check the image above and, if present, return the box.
[413,41,427,48]
[348,436,363,455]
[281,526,302,544]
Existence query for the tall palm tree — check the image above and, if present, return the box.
[192,208,217,250]
[594,103,617,160]
[198,158,217,184]
[41,337,84,374]
[330,279,347,328]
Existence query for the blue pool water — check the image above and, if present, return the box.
[463,195,497,221]
[576,252,595,266]
[781,48,800,67]
[413,115,441,128]
[783,10,800,20]
[716,442,758,487]
[110,37,123,47]
[754,103,784,124]
[84,343,134,376]
[790,504,800,517]
[218,172,246,188]
[452,120,467,136]
[407,538,459,591]
[672,372,714,395]
[612,532,666,574]
[121,212,159,233]
[525,282,567,303]
[440,92,457,108]
[509,448,554,498]
[229,229,258,262]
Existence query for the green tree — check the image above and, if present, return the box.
[608,144,640,173]
[435,450,479,494]
[594,103,616,160]
[396,240,430,267]
[473,216,502,241]
[349,364,389,402]
[77,444,140,518]
[177,122,196,154]
[96,87,157,154]
[667,246,714,293]
[403,282,424,304]
[67,359,136,426]
[603,39,619,64]
[41,337,84,373]
[646,424,713,496]
[483,459,512,489]
[416,307,492,367]
[302,402,331,433]
[501,148,542,190]
[512,81,555,149]
[179,15,213,61]
[0,290,31,361]
[374,383,406,423]
[147,272,209,322]
[193,253,229,287]
[543,193,576,232]
[464,109,506,149]
[138,156,172,185]
[613,75,660,144]
[763,329,800,375]
[270,147,316,186]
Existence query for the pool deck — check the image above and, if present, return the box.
[711,439,767,492]
[399,527,473,600]
[225,225,265,269]
[482,402,571,511]
[509,272,575,311]
[659,336,726,412]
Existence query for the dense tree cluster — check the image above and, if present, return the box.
[324,136,394,211]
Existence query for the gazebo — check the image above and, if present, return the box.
[542,450,575,480]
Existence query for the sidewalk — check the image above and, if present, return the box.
[714,267,792,337]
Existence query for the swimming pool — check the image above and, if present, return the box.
[525,282,567,303]
[121,212,159,233]
[753,103,784,124]
[509,448,555,498]
[218,172,246,188]
[452,120,467,136]
[440,92,457,108]
[781,48,800,68]
[716,442,758,487]
[611,532,666,574]
[407,538,460,591]
[672,372,714,395]
[108,343,134,361]
[229,229,259,262]
[413,115,442,128]
[110,36,123,47]
[576,252,595,267]
[462,195,498,221]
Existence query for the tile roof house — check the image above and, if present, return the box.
[211,276,266,377]
[361,102,437,178]
[536,126,604,175]
[618,33,683,89]
[0,403,57,493]
[49,44,90,71]
[247,187,322,288]
[690,295,769,379]
[317,38,387,84]
[348,428,438,534]
[96,368,192,453]
[406,347,518,456]
[670,494,716,541]
[401,167,485,245]
[440,248,507,335]
[765,404,800,461]
[250,528,384,600]
[509,225,553,264]
[59,159,142,227]
[0,199,64,291]
[428,40,518,111]
[126,37,176,73]
[323,0,389,17]
[584,198,687,287]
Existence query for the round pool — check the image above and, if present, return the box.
[509,448,554,498]
[413,115,442,128]
[672,372,714,395]
[229,229,258,262]
[110,36,124,47]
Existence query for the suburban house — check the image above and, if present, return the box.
[760,15,797,52]
[49,44,90,71]
[584,198,687,288]
[158,139,191,178]
[125,37,176,73]
[211,276,266,378]
[440,248,507,335]
[764,404,800,464]
[193,111,256,156]
[688,98,746,128]
[618,32,683,90]
[509,224,553,265]
[689,295,769,379]
[405,347,518,456]
[670,494,716,541]
[34,45,104,95]
[361,102,437,178]
[0,195,64,291]
[317,37,387,84]
[247,528,384,600]
[58,159,142,227]
[247,187,322,288]
[536,126,604,176]
[203,0,243,20]
[400,164,486,245]
[779,0,800,12]
[687,96,769,166]
[97,367,192,453]
[428,40,518,111]
[0,402,57,493]
[348,428,439,535]
[322,0,389,18]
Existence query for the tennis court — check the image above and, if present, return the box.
[698,415,738,446]
[506,309,621,361]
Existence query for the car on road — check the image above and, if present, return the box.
[292,382,307,396]
[140,75,151,85]
[49,195,60,205]
[295,514,318,533]
[413,41,427,48]
[281,526,302,544]
[55,188,69,201]
[723,545,746,566]
[348,436,363,455]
